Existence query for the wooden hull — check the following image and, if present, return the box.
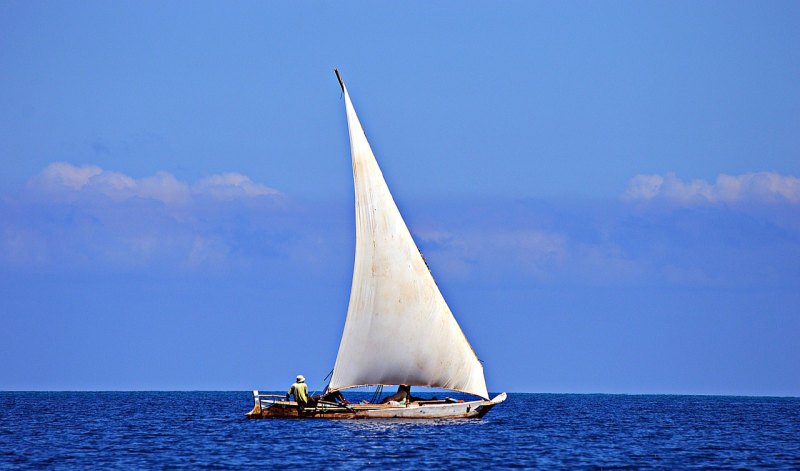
[246,392,507,420]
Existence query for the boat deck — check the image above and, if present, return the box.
[246,392,507,419]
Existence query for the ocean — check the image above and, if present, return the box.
[1,392,798,469]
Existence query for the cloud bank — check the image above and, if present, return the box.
[624,172,800,205]
[26,162,280,205]
[2,164,798,290]
[411,172,799,288]
[1,162,289,272]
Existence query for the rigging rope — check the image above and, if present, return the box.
[311,369,334,397]
[369,384,383,404]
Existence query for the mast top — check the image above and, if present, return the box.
[334,68,345,92]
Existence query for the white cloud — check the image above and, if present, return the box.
[140,172,192,206]
[624,172,800,205]
[90,170,137,195]
[37,162,103,190]
[623,174,665,201]
[193,172,280,200]
[26,162,280,205]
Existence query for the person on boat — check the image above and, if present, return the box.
[309,389,349,405]
[380,384,424,404]
[286,375,309,409]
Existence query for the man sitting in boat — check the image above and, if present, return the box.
[379,385,424,405]
[286,375,308,409]
[311,389,349,405]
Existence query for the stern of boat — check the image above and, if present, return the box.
[247,390,299,419]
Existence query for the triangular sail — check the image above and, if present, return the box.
[328,72,489,399]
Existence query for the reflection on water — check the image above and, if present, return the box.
[340,417,485,432]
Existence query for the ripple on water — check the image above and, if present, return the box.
[1,392,799,469]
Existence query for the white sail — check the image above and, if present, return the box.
[328,74,489,400]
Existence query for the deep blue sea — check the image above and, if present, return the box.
[1,392,799,469]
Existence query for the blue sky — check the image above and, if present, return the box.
[1,1,798,395]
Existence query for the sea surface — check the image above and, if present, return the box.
[1,392,799,469]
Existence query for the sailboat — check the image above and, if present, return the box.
[246,70,507,419]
